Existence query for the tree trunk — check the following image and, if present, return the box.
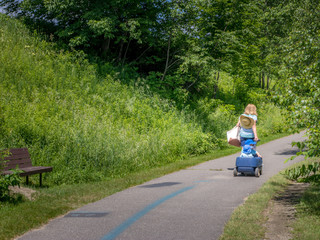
[161,34,172,81]
[214,71,219,98]
[259,72,262,87]
[130,46,152,65]
[261,72,265,89]
[118,39,124,62]
[102,37,110,57]
[122,39,131,67]
[267,75,270,90]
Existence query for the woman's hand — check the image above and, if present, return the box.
[236,119,240,127]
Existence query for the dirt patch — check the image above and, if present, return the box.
[9,186,37,200]
[263,182,309,240]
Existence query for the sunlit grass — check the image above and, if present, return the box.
[0,14,217,185]
[219,173,291,240]
[0,146,235,240]
[291,174,320,240]
[0,132,290,240]
[220,157,320,240]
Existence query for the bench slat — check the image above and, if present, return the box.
[20,167,53,176]
[4,158,31,164]
[4,153,30,160]
[3,157,32,170]
[5,162,33,170]
[6,148,28,153]
[2,166,53,176]
[4,148,30,157]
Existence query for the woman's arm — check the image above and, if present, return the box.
[236,119,240,127]
[252,121,259,141]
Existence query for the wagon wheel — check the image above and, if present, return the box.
[255,167,260,177]
[233,168,238,177]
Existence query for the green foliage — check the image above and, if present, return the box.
[273,2,320,188]
[0,170,22,201]
[0,0,274,109]
[284,161,320,182]
[205,104,238,138]
[258,103,289,137]
[0,14,217,185]
[0,0,305,186]
[0,150,22,201]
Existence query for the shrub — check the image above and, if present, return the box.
[0,150,22,201]
[258,103,289,137]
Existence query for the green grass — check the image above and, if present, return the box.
[291,183,320,240]
[0,13,217,185]
[219,158,320,240]
[290,158,320,240]
[219,173,291,240]
[0,132,292,240]
[0,146,233,240]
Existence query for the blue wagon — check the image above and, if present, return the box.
[233,157,263,177]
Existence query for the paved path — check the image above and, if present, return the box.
[17,132,306,240]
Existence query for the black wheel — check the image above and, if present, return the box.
[255,167,260,177]
[233,168,238,177]
[260,167,263,175]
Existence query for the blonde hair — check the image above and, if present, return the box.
[244,104,258,116]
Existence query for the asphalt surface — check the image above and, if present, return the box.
[17,132,306,240]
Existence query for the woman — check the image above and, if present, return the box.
[236,104,259,147]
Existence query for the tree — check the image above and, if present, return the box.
[1,0,165,62]
[280,0,320,158]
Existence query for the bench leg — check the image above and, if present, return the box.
[26,176,29,185]
[39,173,42,187]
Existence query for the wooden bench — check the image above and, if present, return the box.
[1,148,53,186]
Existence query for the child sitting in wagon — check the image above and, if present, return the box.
[240,139,262,158]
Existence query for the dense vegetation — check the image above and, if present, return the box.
[0,14,218,185]
[1,0,319,185]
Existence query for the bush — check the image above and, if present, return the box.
[0,150,22,201]
[258,103,289,137]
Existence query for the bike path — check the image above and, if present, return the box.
[17,132,306,240]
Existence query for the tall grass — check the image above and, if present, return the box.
[0,14,216,185]
[0,14,290,185]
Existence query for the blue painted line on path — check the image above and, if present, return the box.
[65,211,109,218]
[101,185,195,240]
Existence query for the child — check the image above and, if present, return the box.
[240,139,262,158]
[236,104,259,147]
